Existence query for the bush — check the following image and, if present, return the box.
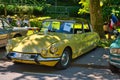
[33,6,45,16]
[0,4,4,15]
[98,39,113,48]
[102,6,120,21]
[6,5,16,15]
[30,16,51,27]
[0,4,45,16]
[45,6,81,18]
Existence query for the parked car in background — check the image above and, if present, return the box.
[109,35,120,73]
[6,19,100,70]
[0,18,28,48]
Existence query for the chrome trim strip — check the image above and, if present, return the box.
[11,52,60,61]
[110,61,120,66]
[110,57,120,61]
[37,55,60,61]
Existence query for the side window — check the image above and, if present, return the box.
[83,23,91,32]
[0,20,3,29]
[63,22,73,32]
[74,23,83,34]
[52,21,60,31]
[58,22,73,33]
[74,23,91,34]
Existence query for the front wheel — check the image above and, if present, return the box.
[55,48,72,70]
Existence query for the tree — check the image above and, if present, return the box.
[0,0,44,16]
[78,0,89,14]
[90,0,104,38]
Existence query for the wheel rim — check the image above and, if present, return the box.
[61,51,69,66]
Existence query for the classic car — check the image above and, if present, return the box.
[0,18,28,48]
[109,35,120,73]
[6,19,100,69]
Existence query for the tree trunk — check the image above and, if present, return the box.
[90,0,105,38]
[4,4,7,16]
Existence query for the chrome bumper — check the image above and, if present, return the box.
[109,53,120,68]
[7,52,60,62]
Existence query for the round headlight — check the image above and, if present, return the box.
[50,45,58,54]
[41,48,48,56]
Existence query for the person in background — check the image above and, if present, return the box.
[109,14,118,31]
[16,16,23,27]
[6,15,13,24]
[23,16,31,27]
[103,21,111,39]
[108,14,119,39]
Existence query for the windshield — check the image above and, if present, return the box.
[41,21,74,34]
[3,20,11,28]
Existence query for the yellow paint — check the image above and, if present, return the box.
[7,20,100,67]
[12,59,58,67]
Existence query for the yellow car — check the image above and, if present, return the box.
[6,19,100,69]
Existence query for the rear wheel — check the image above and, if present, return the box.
[55,48,72,70]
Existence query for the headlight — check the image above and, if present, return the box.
[41,48,48,56]
[110,48,120,54]
[50,45,58,54]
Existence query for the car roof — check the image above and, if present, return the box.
[43,19,76,23]
[43,19,90,24]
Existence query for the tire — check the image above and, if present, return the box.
[55,48,72,70]
[109,63,119,73]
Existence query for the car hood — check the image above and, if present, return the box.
[12,32,72,53]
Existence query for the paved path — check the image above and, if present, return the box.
[0,47,120,80]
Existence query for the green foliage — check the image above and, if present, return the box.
[6,5,16,15]
[0,4,45,15]
[29,16,51,27]
[78,0,90,14]
[30,21,42,28]
[46,6,80,18]
[33,6,45,15]
[78,0,120,22]
[102,6,120,21]
[0,0,42,5]
[67,6,81,17]
[101,0,120,6]
[98,39,113,48]
[0,4,4,15]
[16,5,33,14]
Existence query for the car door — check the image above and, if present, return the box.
[81,23,98,53]
[73,22,96,57]
[72,23,88,58]
[0,19,8,47]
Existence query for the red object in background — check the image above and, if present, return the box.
[116,21,120,26]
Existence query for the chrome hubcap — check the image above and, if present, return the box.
[61,51,69,66]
